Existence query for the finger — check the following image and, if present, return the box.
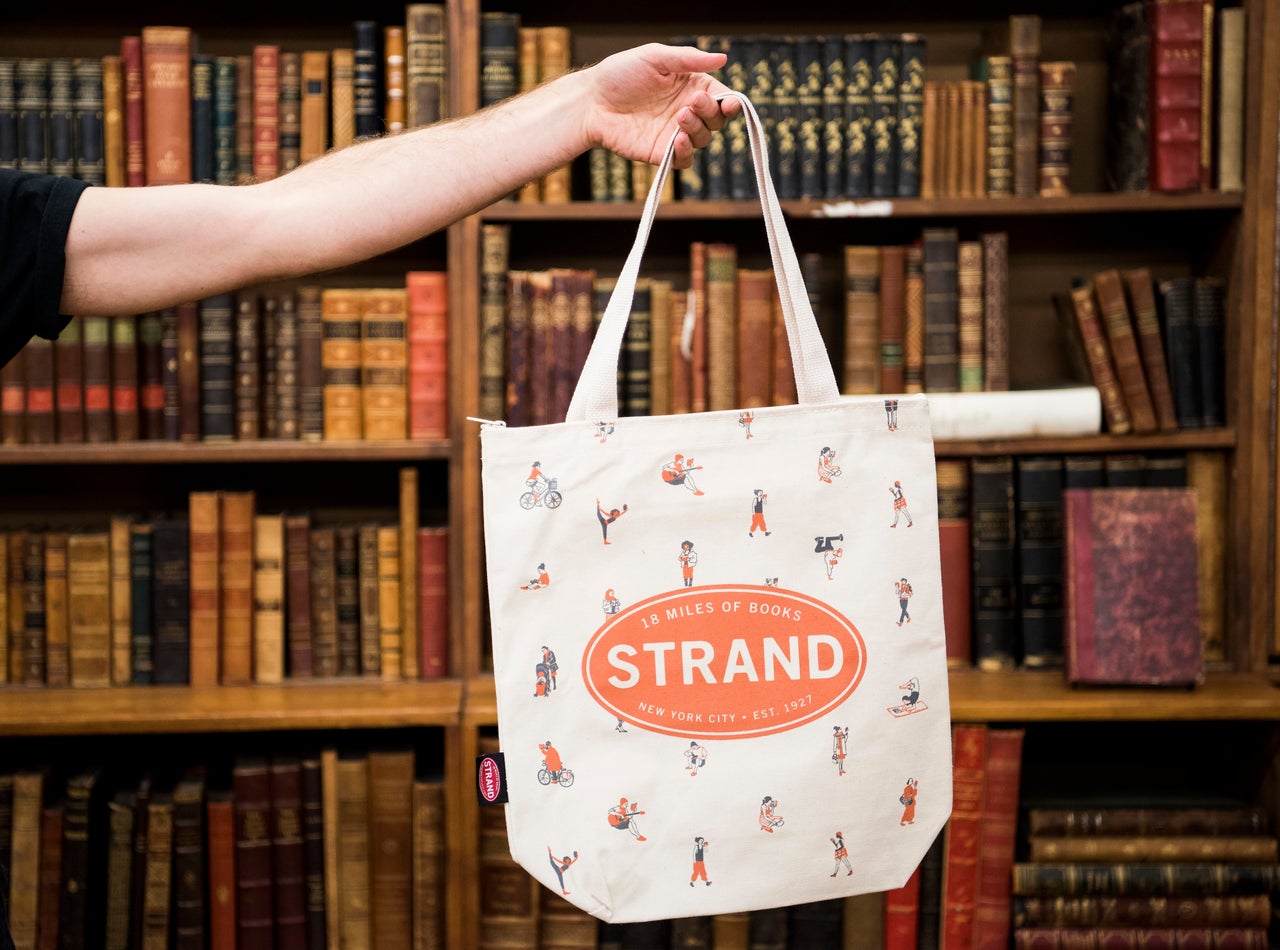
[676,105,712,151]
[686,89,731,134]
[651,43,727,75]
[671,130,694,170]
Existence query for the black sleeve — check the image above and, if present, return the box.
[0,169,92,367]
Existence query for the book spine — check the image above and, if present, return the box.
[796,37,823,199]
[971,456,1017,670]
[974,729,1026,950]
[23,531,46,684]
[330,49,354,152]
[10,772,44,948]
[376,525,401,681]
[1014,894,1272,928]
[1012,864,1279,896]
[129,522,154,684]
[336,755,373,948]
[903,242,924,393]
[285,515,314,678]
[220,491,255,685]
[406,4,447,129]
[689,242,709,413]
[1066,282,1132,433]
[479,225,510,421]
[234,292,260,440]
[151,518,190,684]
[175,302,200,441]
[986,56,1014,196]
[922,227,959,392]
[705,245,738,411]
[253,45,280,181]
[253,514,285,684]
[1028,835,1279,863]
[883,865,920,950]
[138,312,164,439]
[59,771,101,947]
[335,526,361,677]
[233,761,276,950]
[105,795,134,950]
[621,278,652,417]
[73,57,104,184]
[207,797,237,950]
[843,245,881,394]
[299,51,329,165]
[49,58,74,178]
[550,269,577,422]
[6,533,23,682]
[296,286,324,441]
[1105,3,1150,192]
[417,527,448,678]
[1121,268,1179,430]
[199,294,235,440]
[981,232,1009,392]
[0,57,17,169]
[357,525,380,677]
[936,459,972,667]
[1149,0,1207,192]
[844,35,873,197]
[1038,61,1075,197]
[142,797,175,949]
[278,51,301,174]
[412,780,445,950]
[17,58,50,174]
[67,532,111,686]
[322,290,363,440]
[736,269,774,408]
[214,57,237,185]
[276,292,300,439]
[301,759,327,950]
[128,779,152,950]
[361,289,408,440]
[270,761,308,947]
[405,270,449,438]
[54,317,84,443]
[384,27,405,135]
[309,526,339,678]
[368,751,415,950]
[941,724,987,948]
[108,315,138,441]
[896,34,925,197]
[173,778,207,950]
[772,38,800,200]
[1,348,24,444]
[191,53,214,182]
[39,803,64,950]
[957,240,984,392]
[1016,457,1065,668]
[188,492,221,688]
[1093,268,1158,432]
[141,27,191,185]
[1216,7,1245,191]
[1192,277,1225,427]
[1010,15,1041,197]
[24,336,55,443]
[724,39,753,200]
[44,531,70,688]
[82,314,112,442]
[821,37,846,199]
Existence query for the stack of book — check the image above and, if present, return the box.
[1012,804,1278,948]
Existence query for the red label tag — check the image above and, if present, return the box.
[476,752,508,805]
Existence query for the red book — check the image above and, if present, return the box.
[416,526,448,678]
[936,459,972,667]
[884,863,921,950]
[121,36,146,187]
[941,723,987,950]
[1064,487,1203,686]
[138,312,165,439]
[37,804,64,950]
[973,728,1025,950]
[268,760,307,947]
[54,319,84,443]
[206,794,237,950]
[141,27,192,185]
[1149,0,1210,192]
[405,271,448,440]
[253,46,281,182]
[233,759,275,950]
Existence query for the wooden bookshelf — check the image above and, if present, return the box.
[935,428,1237,458]
[0,439,451,465]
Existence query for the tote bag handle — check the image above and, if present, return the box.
[565,90,842,424]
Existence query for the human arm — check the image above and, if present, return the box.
[60,43,737,317]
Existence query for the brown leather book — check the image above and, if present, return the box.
[320,749,341,949]
[173,772,207,950]
[330,49,355,152]
[1149,0,1210,191]
[412,779,445,950]
[299,51,329,165]
[406,4,447,129]
[285,514,313,678]
[82,315,113,442]
[336,755,372,949]
[405,272,448,440]
[54,317,84,443]
[23,531,47,685]
[515,26,541,203]
[1187,451,1226,664]
[138,312,165,440]
[1029,835,1278,863]
[37,802,63,950]
[176,301,200,441]
[648,277,672,416]
[252,45,280,181]
[1092,268,1158,433]
[376,525,402,682]
[300,758,326,950]
[188,490,222,688]
[234,292,260,440]
[141,27,191,184]
[941,724,987,947]
[974,729,1025,950]
[985,55,1014,196]
[669,289,691,414]
[503,270,531,427]
[549,268,576,422]
[398,467,419,680]
[109,516,132,685]
[920,80,940,199]
[110,315,139,441]
[417,526,448,679]
[1121,268,1180,431]
[278,52,301,174]
[67,531,111,687]
[8,531,26,682]
[922,228,959,392]
[120,37,145,187]
[309,526,339,678]
[275,291,300,440]
[10,770,46,948]
[735,268,774,409]
[262,297,280,439]
[1038,61,1075,197]
[357,525,381,677]
[206,793,237,950]
[234,54,253,183]
[383,26,406,133]
[479,224,509,421]
[45,532,73,689]
[936,458,972,669]
[981,232,1009,392]
[957,79,977,198]
[296,285,324,442]
[269,759,307,947]
[1068,282,1131,434]
[705,244,738,410]
[1009,15,1041,198]
[233,759,275,950]
[252,513,285,684]
[368,751,414,950]
[877,245,906,394]
[968,80,988,198]
[957,240,984,392]
[142,795,175,949]
[944,81,962,198]
[219,491,255,685]
[689,242,709,413]
[321,289,363,440]
[537,27,573,203]
[526,271,552,425]
[903,242,925,394]
[334,526,360,677]
[104,790,135,950]
[1,347,25,445]
[24,337,55,443]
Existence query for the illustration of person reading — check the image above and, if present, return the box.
[684,740,708,777]
[520,563,550,590]
[690,836,711,886]
[662,453,704,495]
[607,797,646,841]
[900,778,919,826]
[895,577,913,626]
[602,589,622,616]
[596,498,629,544]
[548,846,579,895]
[830,831,853,876]
[818,447,843,483]
[678,541,698,587]
[889,480,913,527]
[759,796,784,833]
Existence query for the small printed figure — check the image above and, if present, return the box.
[900,778,919,826]
[684,740,708,777]
[519,462,563,509]
[887,677,929,718]
[764,577,780,588]
[901,676,920,707]
[814,534,843,554]
[749,489,770,537]
[662,453,705,495]
[738,410,754,439]
[595,421,616,444]
[759,796,784,833]
[818,446,843,483]
[539,740,562,781]
[831,726,849,776]
[534,662,549,697]
[541,646,559,691]
[602,588,622,616]
[884,398,899,431]
[889,481,913,527]
[615,718,628,733]
[548,846,579,895]
[895,577,913,626]
[830,831,853,876]
[690,837,712,886]
[521,563,550,590]
[814,541,842,580]
[596,498,630,544]
[678,540,698,587]
[607,797,646,841]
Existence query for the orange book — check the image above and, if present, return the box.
[300,51,330,164]
[537,27,573,203]
[140,26,191,185]
[735,268,774,409]
[360,289,408,441]
[384,26,406,133]
[188,490,221,687]
[416,526,448,679]
[321,289,363,440]
[252,45,280,181]
[44,531,71,688]
[219,491,255,685]
[398,466,419,681]
[405,272,448,440]
[103,54,125,187]
[207,795,237,950]
[330,49,355,151]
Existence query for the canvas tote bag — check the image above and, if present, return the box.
[477,91,952,923]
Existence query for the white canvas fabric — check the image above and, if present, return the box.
[478,92,952,923]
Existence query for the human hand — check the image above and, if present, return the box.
[582,43,740,169]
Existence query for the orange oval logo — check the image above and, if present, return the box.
[583,585,867,739]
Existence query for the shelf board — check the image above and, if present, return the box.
[0,439,451,465]
[480,191,1244,222]
[464,670,1280,726]
[0,680,463,735]
[935,427,1236,457]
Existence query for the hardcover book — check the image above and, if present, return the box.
[140,27,192,185]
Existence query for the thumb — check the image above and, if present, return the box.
[646,42,726,75]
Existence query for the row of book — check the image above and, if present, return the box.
[938,451,1227,674]
[0,476,448,689]
[0,750,446,950]
[0,5,450,185]
[0,272,448,446]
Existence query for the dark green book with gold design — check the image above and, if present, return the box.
[844,35,873,197]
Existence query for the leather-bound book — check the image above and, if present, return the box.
[844,35,873,198]
[882,867,918,950]
[234,759,276,950]
[1009,15,1041,198]
[140,27,190,184]
[357,525,380,676]
[60,768,106,948]
[417,526,448,678]
[160,308,181,440]
[38,802,64,950]
[981,232,1009,392]
[381,26,405,134]
[705,245,738,411]
[701,38,729,201]
[966,79,988,198]
[252,513,285,684]
[878,245,907,394]
[398,467,419,680]
[54,316,84,443]
[108,517,132,684]
[275,291,300,440]
[234,291,260,440]
[67,531,111,687]
[6,532,22,682]
[936,458,972,668]
[1,347,24,444]
[922,227,959,393]
[785,900,842,948]
[320,749,341,948]
[896,34,925,198]
[551,269,578,422]
[110,315,138,441]
[971,456,1017,671]
[974,729,1025,950]
[504,269,530,425]
[176,301,200,441]
[321,289,363,440]
[689,242,709,413]
[1016,457,1064,669]
[300,759,327,950]
[309,526,339,678]
[252,45,280,181]
[1143,452,1186,487]
[104,790,134,950]
[334,526,361,677]
[921,80,940,199]
[1216,7,1245,192]
[1028,836,1278,863]
[10,770,47,948]
[412,778,445,949]
[1192,277,1225,427]
[285,514,313,678]
[269,759,307,947]
[957,240,984,391]
[1093,268,1157,433]
[234,54,253,183]
[406,4,446,129]
[1121,268,1179,431]
[299,51,329,165]
[214,57,237,185]
[1149,0,1209,191]
[296,285,324,441]
[279,52,301,173]
[1157,276,1199,428]
[199,294,235,441]
[173,772,207,950]
[330,49,355,151]
[796,36,823,199]
[127,776,152,950]
[1037,62,1075,197]
[903,241,925,393]
[772,37,799,200]
[480,12,519,112]
[1012,866,1279,901]
[406,271,448,440]
[376,525,401,681]
[537,27,572,203]
[219,491,255,685]
[206,792,236,950]
[1186,451,1226,663]
[17,58,51,174]
[72,59,104,182]
[479,225,509,421]
[944,81,962,198]
[82,315,112,442]
[368,751,414,950]
[843,245,881,395]
[941,723,988,948]
[724,39,753,201]
[1106,2,1149,192]
[985,55,1014,196]
[188,491,221,688]
[735,269,774,409]
[647,277,671,415]
[142,794,175,949]
[526,271,553,424]
[24,336,54,443]
[137,312,164,439]
[336,755,372,949]
[1064,487,1202,685]
[49,58,74,179]
[22,531,47,685]
[128,522,154,684]
[44,531,70,688]
[1068,282,1131,434]
[191,53,215,183]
